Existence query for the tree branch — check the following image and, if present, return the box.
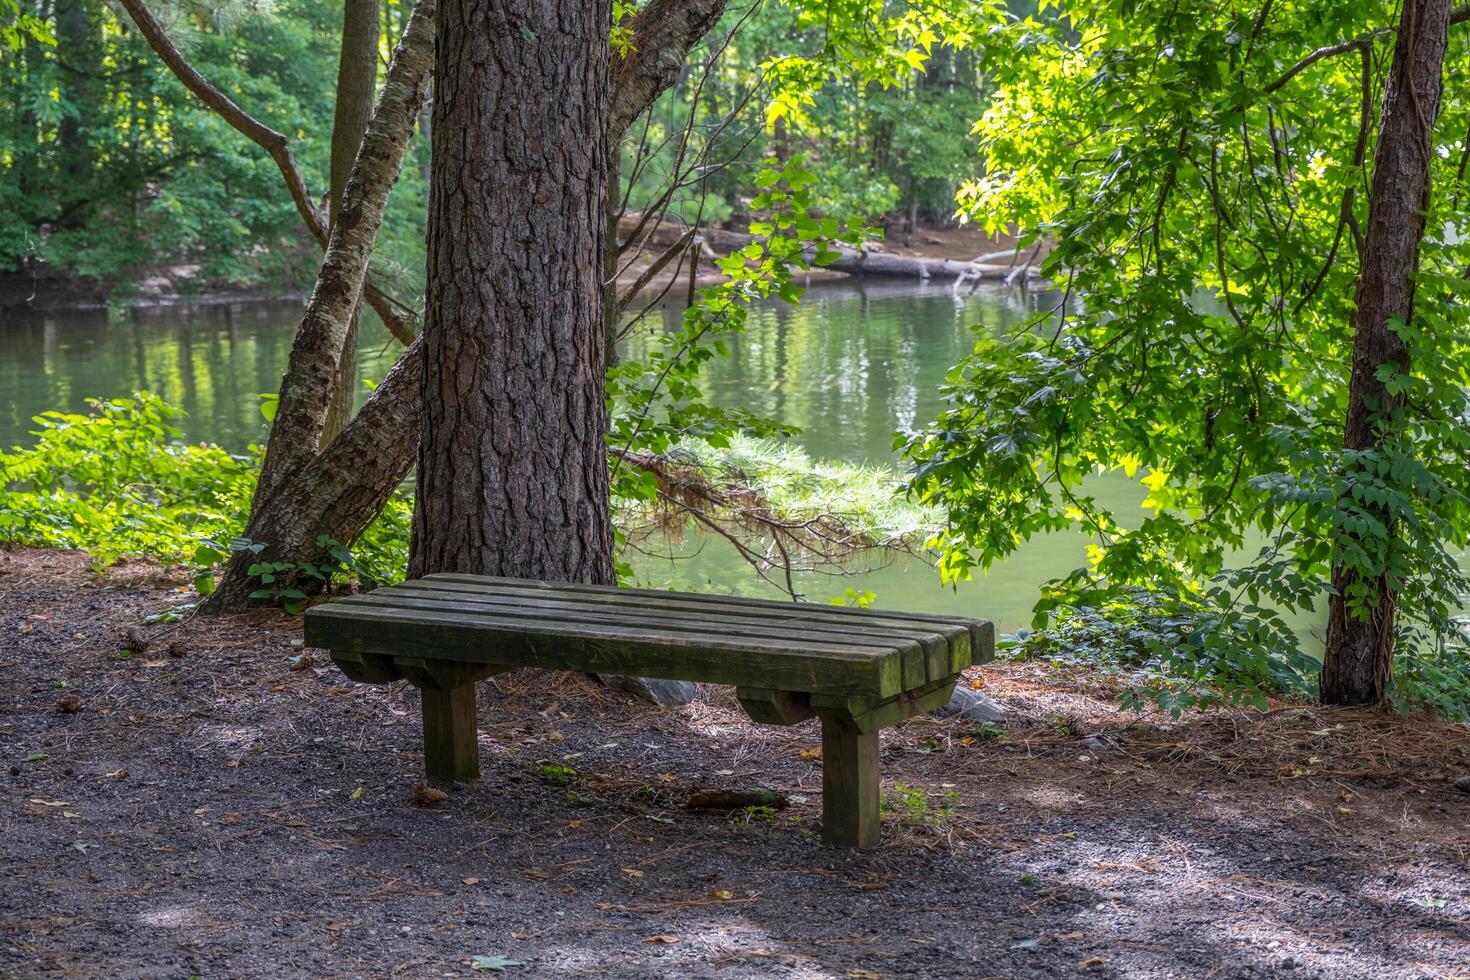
[114,0,419,344]
[1264,5,1470,93]
[610,0,731,136]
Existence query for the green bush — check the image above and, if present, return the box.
[0,394,256,567]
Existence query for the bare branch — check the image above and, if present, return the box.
[616,227,698,309]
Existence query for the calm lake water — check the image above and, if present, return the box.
[0,282,1150,632]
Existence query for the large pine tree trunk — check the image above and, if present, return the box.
[408,0,615,583]
[1321,0,1452,706]
[323,0,381,445]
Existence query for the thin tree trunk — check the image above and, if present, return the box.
[323,0,381,444]
[201,0,435,613]
[1322,0,1452,706]
[54,0,99,227]
[252,0,433,506]
[408,0,615,583]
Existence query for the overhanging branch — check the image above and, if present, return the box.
[1264,5,1470,93]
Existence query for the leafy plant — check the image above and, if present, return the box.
[0,395,255,568]
[533,762,578,787]
[882,782,959,829]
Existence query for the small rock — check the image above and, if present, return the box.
[597,674,698,706]
[932,686,1006,724]
[56,693,82,713]
[1454,775,1470,795]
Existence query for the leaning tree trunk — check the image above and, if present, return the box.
[408,0,616,583]
[202,0,435,612]
[1321,0,1452,706]
[323,0,382,445]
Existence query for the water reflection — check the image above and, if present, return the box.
[0,300,395,452]
[622,279,1055,463]
[0,283,1139,629]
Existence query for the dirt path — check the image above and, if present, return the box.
[3,547,1467,979]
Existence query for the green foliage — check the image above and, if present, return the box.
[0,393,411,598]
[904,0,1470,717]
[0,0,50,49]
[882,782,959,829]
[5,0,1001,289]
[0,394,255,566]
[616,0,1004,236]
[1,0,429,292]
[1007,585,1318,716]
[532,762,578,787]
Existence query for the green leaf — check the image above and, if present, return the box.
[470,955,525,972]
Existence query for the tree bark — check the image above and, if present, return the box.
[1321,0,1451,706]
[609,0,729,138]
[323,0,382,444]
[408,0,615,584]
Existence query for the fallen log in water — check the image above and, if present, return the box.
[619,216,1043,283]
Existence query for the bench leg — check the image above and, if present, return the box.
[422,684,480,782]
[821,718,880,849]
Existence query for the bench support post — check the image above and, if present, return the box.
[422,684,480,782]
[820,717,880,849]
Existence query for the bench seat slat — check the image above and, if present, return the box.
[370,583,956,655]
[393,578,967,644]
[352,588,939,689]
[331,590,927,658]
[307,603,904,698]
[386,581,957,687]
[420,573,994,665]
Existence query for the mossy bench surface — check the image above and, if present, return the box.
[304,573,994,848]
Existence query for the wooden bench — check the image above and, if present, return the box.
[303,573,993,848]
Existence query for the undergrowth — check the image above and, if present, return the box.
[1005,584,1470,722]
[0,393,929,590]
[6,394,1465,721]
